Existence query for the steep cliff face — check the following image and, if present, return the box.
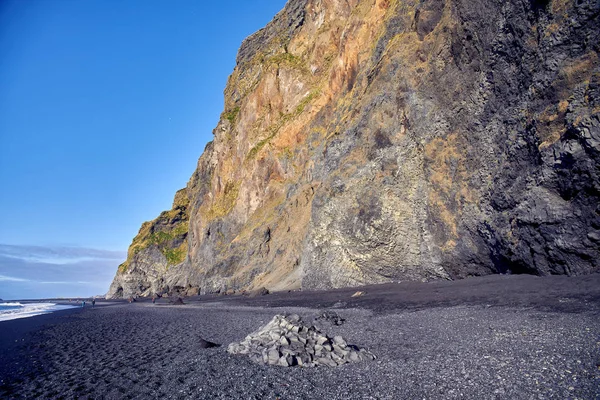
[107,0,600,298]
[107,189,191,297]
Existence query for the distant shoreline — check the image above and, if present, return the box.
[5,271,600,311]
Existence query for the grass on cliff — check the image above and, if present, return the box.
[163,242,187,265]
[117,262,128,274]
[294,89,320,114]
[147,223,188,246]
[224,106,241,123]
[265,52,306,71]
[246,89,321,161]
[119,192,190,273]
[119,220,189,273]
[203,180,241,222]
[247,132,277,160]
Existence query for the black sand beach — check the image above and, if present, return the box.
[1,274,599,399]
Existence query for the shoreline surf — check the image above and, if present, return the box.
[0,302,79,322]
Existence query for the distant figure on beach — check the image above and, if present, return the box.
[92,298,95,307]
[128,296,133,303]
[152,296,156,304]
[81,300,85,308]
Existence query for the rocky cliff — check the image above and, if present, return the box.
[107,0,600,298]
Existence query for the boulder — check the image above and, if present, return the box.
[249,287,270,297]
[170,297,185,305]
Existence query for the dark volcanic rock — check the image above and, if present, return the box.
[170,297,185,306]
[227,314,375,367]
[315,311,345,326]
[108,0,600,298]
[249,287,270,298]
[198,338,220,349]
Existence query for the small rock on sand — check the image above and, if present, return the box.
[198,338,220,348]
[315,311,345,326]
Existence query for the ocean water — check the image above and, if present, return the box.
[0,302,78,322]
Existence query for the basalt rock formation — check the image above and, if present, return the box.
[227,314,375,367]
[107,0,600,299]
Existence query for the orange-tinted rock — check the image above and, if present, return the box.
[107,0,600,299]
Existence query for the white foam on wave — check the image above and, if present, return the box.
[0,302,77,322]
[0,302,24,307]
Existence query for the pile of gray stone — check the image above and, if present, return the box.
[227,314,375,367]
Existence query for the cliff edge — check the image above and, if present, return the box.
[108,0,600,298]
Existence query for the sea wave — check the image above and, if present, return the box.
[0,302,77,322]
[0,302,24,307]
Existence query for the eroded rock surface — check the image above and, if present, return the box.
[108,0,600,298]
[227,314,375,367]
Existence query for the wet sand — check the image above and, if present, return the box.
[1,274,599,399]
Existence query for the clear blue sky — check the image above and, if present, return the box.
[0,0,287,299]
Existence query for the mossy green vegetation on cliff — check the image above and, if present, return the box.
[202,180,241,222]
[265,52,306,71]
[118,189,190,273]
[163,242,187,265]
[246,89,321,161]
[223,106,241,123]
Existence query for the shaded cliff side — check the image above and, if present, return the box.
[108,0,600,298]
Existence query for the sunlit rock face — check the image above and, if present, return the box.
[107,0,600,298]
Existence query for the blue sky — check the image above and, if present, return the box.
[0,244,125,299]
[0,0,287,299]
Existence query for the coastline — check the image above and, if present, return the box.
[0,302,84,322]
[1,274,599,399]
